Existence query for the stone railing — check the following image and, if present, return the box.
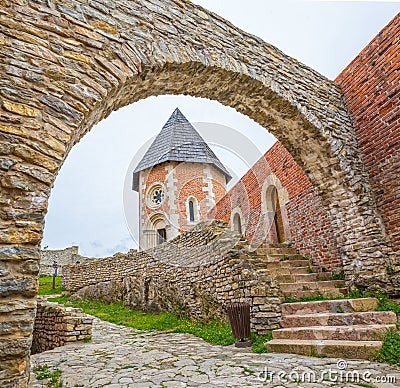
[31,299,93,354]
[63,221,283,334]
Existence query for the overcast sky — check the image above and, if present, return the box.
[41,1,399,257]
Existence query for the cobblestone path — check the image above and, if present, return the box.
[30,317,400,387]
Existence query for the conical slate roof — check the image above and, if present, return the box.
[132,108,232,191]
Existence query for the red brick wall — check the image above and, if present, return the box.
[139,162,227,236]
[214,142,342,270]
[175,163,227,231]
[335,13,400,252]
[139,162,171,227]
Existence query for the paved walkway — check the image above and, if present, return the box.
[30,317,400,388]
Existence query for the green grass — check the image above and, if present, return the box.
[250,331,272,353]
[331,271,345,280]
[48,296,272,351]
[375,329,400,366]
[33,364,63,387]
[173,319,235,345]
[49,297,183,331]
[38,276,66,296]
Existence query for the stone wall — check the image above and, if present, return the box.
[213,141,342,271]
[63,221,282,334]
[40,246,92,276]
[31,298,93,354]
[336,13,400,264]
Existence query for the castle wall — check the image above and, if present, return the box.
[63,222,282,334]
[213,142,342,270]
[39,246,92,276]
[336,14,400,255]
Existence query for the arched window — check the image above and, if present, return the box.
[233,213,242,234]
[187,197,199,223]
[189,199,195,222]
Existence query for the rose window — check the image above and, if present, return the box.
[147,184,165,208]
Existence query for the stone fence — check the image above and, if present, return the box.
[63,221,283,334]
[31,298,93,354]
[40,246,95,276]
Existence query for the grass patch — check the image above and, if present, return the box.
[356,383,375,388]
[173,319,235,345]
[49,296,182,332]
[33,364,63,387]
[49,296,273,351]
[331,271,345,280]
[374,329,400,366]
[250,331,272,353]
[38,276,66,296]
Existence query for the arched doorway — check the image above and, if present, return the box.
[266,186,286,244]
[0,1,390,385]
[233,213,243,234]
[143,215,170,249]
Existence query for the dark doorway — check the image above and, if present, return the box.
[270,187,285,243]
[233,213,242,234]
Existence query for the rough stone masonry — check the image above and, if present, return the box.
[63,221,283,334]
[0,1,396,386]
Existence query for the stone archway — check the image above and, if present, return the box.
[261,174,291,244]
[264,186,286,244]
[0,1,390,385]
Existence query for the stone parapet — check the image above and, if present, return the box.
[31,298,93,355]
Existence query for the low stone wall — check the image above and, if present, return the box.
[63,221,283,334]
[31,298,93,354]
[40,246,91,276]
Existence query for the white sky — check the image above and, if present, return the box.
[42,1,399,257]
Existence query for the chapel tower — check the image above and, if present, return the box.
[132,108,231,250]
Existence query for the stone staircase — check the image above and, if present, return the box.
[266,297,397,359]
[250,243,347,299]
[249,243,397,360]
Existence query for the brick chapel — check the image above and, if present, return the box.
[132,108,232,250]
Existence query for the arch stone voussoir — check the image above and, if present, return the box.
[0,0,390,385]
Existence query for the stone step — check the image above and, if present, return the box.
[281,311,397,328]
[267,260,311,269]
[253,255,307,264]
[275,272,332,283]
[281,298,379,315]
[282,288,346,299]
[256,247,299,256]
[263,254,306,261]
[258,266,321,275]
[279,280,345,292]
[265,339,382,360]
[259,243,293,249]
[272,324,395,341]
